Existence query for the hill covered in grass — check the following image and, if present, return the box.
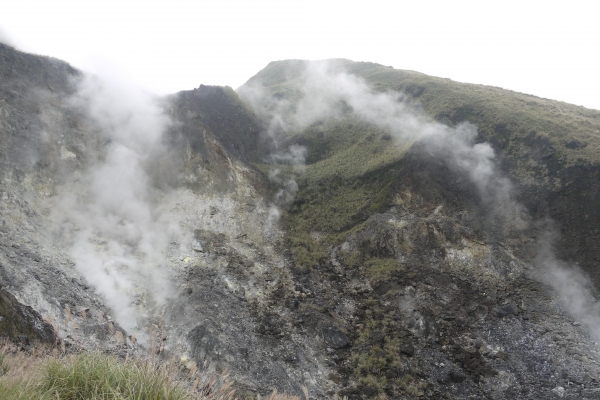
[238,59,600,398]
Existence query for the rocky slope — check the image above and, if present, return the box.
[2,44,600,399]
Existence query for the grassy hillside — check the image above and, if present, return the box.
[249,59,600,166]
[238,61,600,396]
[240,60,600,276]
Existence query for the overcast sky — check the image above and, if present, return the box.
[2,0,599,110]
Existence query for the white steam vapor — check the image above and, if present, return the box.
[241,60,600,342]
[269,144,307,169]
[265,166,302,230]
[239,83,309,231]
[0,28,15,47]
[534,227,600,342]
[52,74,181,335]
[298,61,522,229]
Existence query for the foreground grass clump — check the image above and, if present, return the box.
[0,347,231,400]
[40,352,193,400]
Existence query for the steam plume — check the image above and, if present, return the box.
[534,226,600,341]
[239,81,309,231]
[52,73,181,335]
[240,61,526,236]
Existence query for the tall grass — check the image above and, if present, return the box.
[0,348,198,399]
[0,342,306,399]
[40,352,192,399]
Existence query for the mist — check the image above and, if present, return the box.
[0,27,15,47]
[534,226,600,342]
[51,72,182,336]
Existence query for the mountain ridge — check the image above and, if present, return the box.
[1,45,600,398]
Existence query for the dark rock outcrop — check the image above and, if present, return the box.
[0,284,55,344]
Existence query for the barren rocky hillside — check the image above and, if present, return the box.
[2,44,600,399]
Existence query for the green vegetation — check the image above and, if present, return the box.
[40,353,192,400]
[287,232,327,270]
[0,348,232,400]
[0,353,192,400]
[349,300,426,397]
[250,59,600,166]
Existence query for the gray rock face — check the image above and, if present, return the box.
[0,43,329,397]
[323,327,349,349]
[0,284,55,345]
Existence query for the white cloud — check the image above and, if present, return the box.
[1,1,598,109]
